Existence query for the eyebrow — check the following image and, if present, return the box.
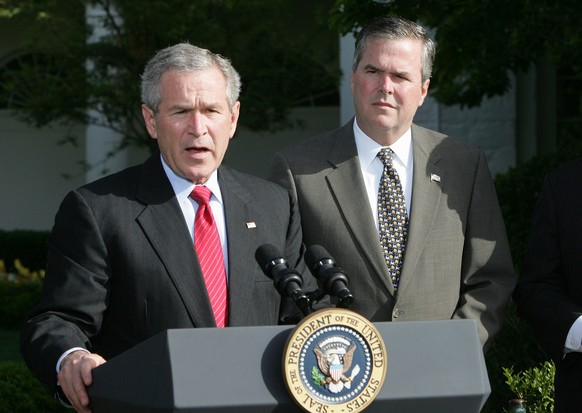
[166,100,223,111]
[167,103,192,111]
[363,64,382,72]
[363,63,412,78]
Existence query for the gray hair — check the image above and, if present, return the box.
[353,15,436,83]
[141,43,241,112]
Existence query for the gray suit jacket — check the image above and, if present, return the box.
[21,153,310,392]
[270,120,515,351]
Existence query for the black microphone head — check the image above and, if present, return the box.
[305,244,354,308]
[305,245,335,274]
[255,244,285,277]
[255,244,311,315]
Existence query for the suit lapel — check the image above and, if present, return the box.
[397,125,444,294]
[217,167,257,323]
[135,154,216,328]
[326,123,394,293]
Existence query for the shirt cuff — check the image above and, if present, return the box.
[56,347,90,373]
[565,316,582,352]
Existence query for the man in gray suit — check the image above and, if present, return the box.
[270,15,514,352]
[21,43,313,413]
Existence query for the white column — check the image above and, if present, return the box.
[339,34,355,125]
[84,3,128,183]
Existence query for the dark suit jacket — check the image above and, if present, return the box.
[20,153,310,393]
[514,158,582,411]
[270,120,515,351]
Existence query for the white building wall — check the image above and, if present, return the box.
[0,16,90,231]
[0,106,338,231]
[416,91,517,178]
[0,113,86,230]
[224,107,340,178]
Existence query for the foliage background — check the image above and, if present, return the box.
[0,0,340,155]
[330,0,582,108]
[2,0,582,411]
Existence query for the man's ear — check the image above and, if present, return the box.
[418,79,430,107]
[142,104,158,140]
[229,101,241,139]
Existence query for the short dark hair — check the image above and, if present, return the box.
[353,15,436,83]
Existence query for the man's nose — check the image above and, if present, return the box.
[188,111,207,136]
[379,75,394,95]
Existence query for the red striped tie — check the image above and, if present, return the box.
[191,186,228,328]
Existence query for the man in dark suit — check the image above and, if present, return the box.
[20,43,313,413]
[269,15,515,352]
[514,158,582,412]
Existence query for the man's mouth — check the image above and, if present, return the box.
[373,101,397,109]
[186,147,210,157]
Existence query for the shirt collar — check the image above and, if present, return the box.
[353,118,412,169]
[160,154,223,205]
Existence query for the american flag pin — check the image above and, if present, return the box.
[430,173,441,182]
[246,222,257,229]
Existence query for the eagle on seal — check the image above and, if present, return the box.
[314,342,357,393]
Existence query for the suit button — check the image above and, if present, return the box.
[392,308,401,319]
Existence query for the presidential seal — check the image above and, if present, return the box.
[283,308,387,413]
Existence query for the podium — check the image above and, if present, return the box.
[88,319,490,412]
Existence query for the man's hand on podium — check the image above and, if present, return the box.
[58,350,106,413]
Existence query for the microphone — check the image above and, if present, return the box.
[255,244,311,316]
[305,245,354,308]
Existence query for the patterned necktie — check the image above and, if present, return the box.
[191,186,228,328]
[377,148,409,292]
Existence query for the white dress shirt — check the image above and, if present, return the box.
[565,316,582,353]
[161,155,229,276]
[353,119,413,229]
